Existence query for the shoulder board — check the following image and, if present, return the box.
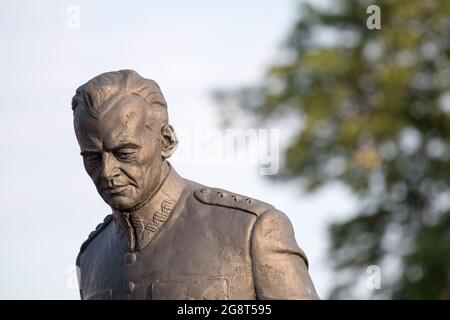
[194,187,274,216]
[79,214,113,255]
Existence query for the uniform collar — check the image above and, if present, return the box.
[112,162,187,251]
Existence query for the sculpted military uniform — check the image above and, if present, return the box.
[76,164,318,300]
[72,69,318,300]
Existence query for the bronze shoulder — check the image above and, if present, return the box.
[193,187,274,216]
[78,214,113,257]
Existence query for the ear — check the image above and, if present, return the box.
[161,123,178,159]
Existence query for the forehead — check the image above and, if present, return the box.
[75,95,152,150]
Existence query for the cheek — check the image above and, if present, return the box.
[140,140,163,169]
[119,158,158,185]
[128,149,162,185]
[141,155,162,180]
[121,164,143,180]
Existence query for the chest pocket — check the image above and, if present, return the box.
[150,277,229,300]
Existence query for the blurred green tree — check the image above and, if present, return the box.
[214,0,450,299]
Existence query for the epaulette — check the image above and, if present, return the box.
[194,187,274,216]
[79,214,113,255]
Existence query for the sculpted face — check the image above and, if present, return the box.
[74,95,164,211]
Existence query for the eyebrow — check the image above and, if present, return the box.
[108,143,141,152]
[80,150,101,156]
[80,143,141,156]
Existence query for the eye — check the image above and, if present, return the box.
[83,153,101,164]
[113,150,135,161]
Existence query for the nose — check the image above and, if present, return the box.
[100,153,120,185]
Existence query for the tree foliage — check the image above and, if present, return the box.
[215,0,450,298]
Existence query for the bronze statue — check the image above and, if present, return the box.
[73,70,318,300]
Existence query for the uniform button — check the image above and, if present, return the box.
[127,281,135,293]
[125,252,137,264]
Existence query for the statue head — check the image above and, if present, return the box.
[72,70,178,212]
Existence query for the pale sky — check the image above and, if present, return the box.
[0,0,357,299]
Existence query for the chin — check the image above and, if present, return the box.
[107,196,139,212]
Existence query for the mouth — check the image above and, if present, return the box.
[103,185,130,195]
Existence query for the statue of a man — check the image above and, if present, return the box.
[73,70,318,300]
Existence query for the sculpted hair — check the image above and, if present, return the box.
[71,69,168,123]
